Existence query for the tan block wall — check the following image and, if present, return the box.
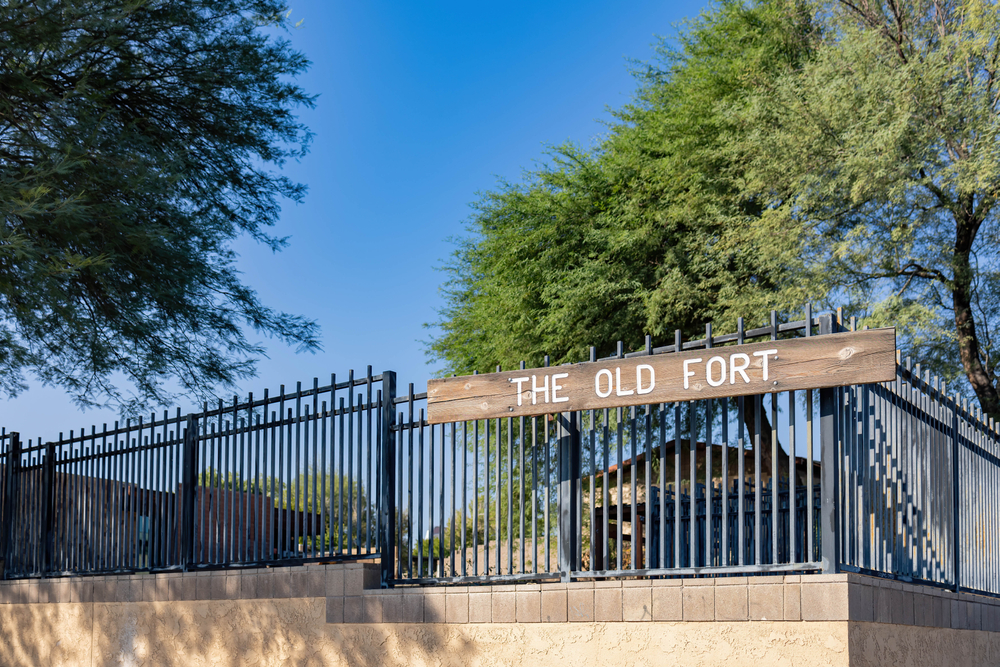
[0,564,998,666]
[849,622,1000,667]
[0,598,852,667]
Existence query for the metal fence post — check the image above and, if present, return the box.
[379,371,397,588]
[41,440,56,576]
[819,314,841,573]
[557,411,580,582]
[179,416,199,571]
[952,400,961,593]
[1,433,21,579]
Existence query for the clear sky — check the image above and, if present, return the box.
[4,0,711,443]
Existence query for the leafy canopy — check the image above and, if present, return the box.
[0,0,318,412]
[433,0,1000,419]
[429,0,819,376]
[735,0,1000,416]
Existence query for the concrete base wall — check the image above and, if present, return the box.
[0,565,997,666]
[0,599,852,666]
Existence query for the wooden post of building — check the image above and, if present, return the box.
[379,371,397,588]
[819,314,841,574]
[1,433,21,579]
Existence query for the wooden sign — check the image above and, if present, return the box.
[427,328,896,424]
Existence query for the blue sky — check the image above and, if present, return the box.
[5,0,711,442]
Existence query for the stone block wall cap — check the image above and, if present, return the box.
[682,578,715,586]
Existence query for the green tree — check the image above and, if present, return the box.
[429,0,818,376]
[0,0,318,411]
[734,0,1000,416]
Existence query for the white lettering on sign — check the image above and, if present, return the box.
[680,348,779,389]
[552,372,569,403]
[683,358,703,389]
[512,377,529,406]
[615,367,634,397]
[511,348,782,407]
[730,353,750,384]
[636,364,655,395]
[595,369,613,398]
[706,356,726,387]
[753,349,778,381]
[531,374,549,404]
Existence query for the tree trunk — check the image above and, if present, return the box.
[953,205,1000,419]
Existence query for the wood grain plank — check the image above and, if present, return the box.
[427,328,896,424]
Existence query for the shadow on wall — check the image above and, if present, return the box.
[0,591,481,667]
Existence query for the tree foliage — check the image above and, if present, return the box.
[735,0,1000,417]
[432,0,1000,419]
[0,0,318,411]
[429,0,820,376]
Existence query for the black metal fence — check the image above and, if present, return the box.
[837,358,1000,596]
[389,310,832,584]
[2,308,998,599]
[0,371,394,580]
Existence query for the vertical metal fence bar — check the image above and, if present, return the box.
[531,415,537,575]
[506,416,513,576]
[952,397,960,591]
[630,406,638,571]
[340,396,347,560]
[404,406,411,578]
[599,409,608,571]
[617,407,625,571]
[690,402,697,569]
[753,395,761,567]
[589,407,596,573]
[473,417,479,577]
[461,419,468,578]
[804,311,814,563]
[256,406,264,564]
[721,398,729,567]
[365,370,373,555]
[495,416,501,575]
[439,422,447,576]
[659,402,667,569]
[380,372,397,585]
[674,400,681,569]
[356,393,365,558]
[788,391,796,564]
[428,418,436,577]
[819,314,840,573]
[704,399,712,568]
[417,409,425,578]
[768,313,778,566]
[519,413,525,576]
[644,405,652,569]
[544,411,551,573]
[451,421,458,577]
[484,415,491,575]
